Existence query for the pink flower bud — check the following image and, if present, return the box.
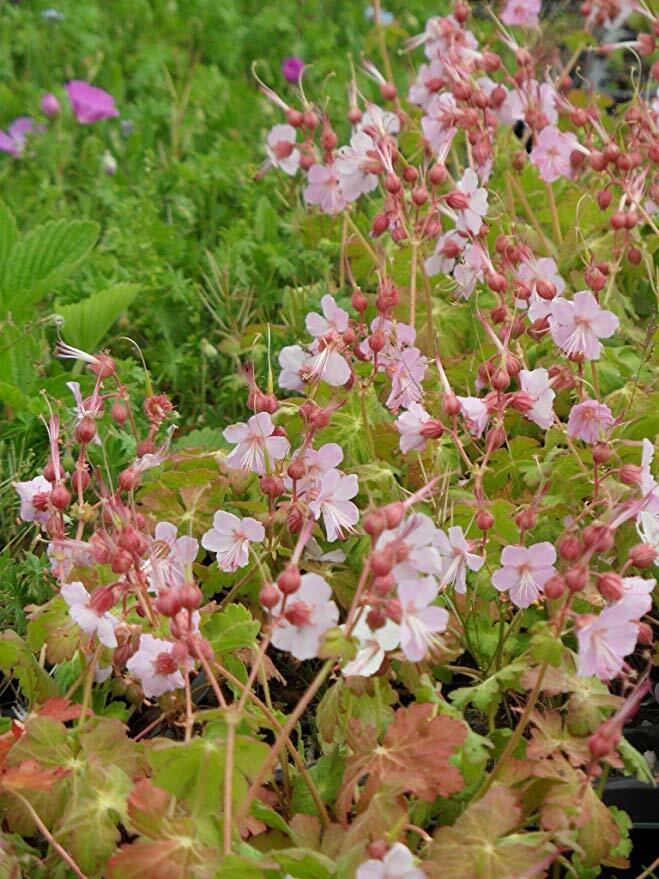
[41,92,60,117]
[278,564,301,595]
[259,584,280,609]
[476,508,494,531]
[629,543,658,569]
[51,483,71,510]
[544,574,566,599]
[363,509,387,539]
[155,588,182,617]
[596,571,623,602]
[370,549,394,577]
[565,563,588,592]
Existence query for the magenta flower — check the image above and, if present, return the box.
[309,468,359,542]
[265,124,300,176]
[66,80,119,124]
[435,526,484,593]
[501,0,541,27]
[492,542,557,608]
[356,843,426,879]
[147,521,199,590]
[304,163,347,215]
[457,395,489,438]
[0,117,41,157]
[14,475,51,524]
[550,291,618,360]
[281,56,305,84]
[519,368,555,429]
[41,92,60,118]
[201,511,265,573]
[398,577,449,662]
[223,412,289,474]
[271,573,339,660]
[342,611,400,677]
[61,581,117,649]
[278,344,311,392]
[126,634,193,698]
[530,125,581,183]
[396,402,434,454]
[567,399,615,444]
[576,605,639,681]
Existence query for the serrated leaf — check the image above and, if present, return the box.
[55,282,140,353]
[203,604,260,654]
[0,632,58,706]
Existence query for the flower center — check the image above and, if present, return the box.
[154,652,178,675]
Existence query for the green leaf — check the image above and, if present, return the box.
[0,631,58,706]
[271,848,336,879]
[55,283,140,353]
[203,604,260,654]
[618,737,655,784]
[2,219,98,312]
[0,200,17,276]
[0,379,29,412]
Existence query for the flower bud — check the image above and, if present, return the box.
[41,92,60,117]
[302,109,319,130]
[419,419,444,439]
[259,584,280,609]
[446,191,470,210]
[385,598,402,624]
[89,584,116,614]
[508,391,535,413]
[365,605,387,631]
[544,574,566,599]
[384,173,402,194]
[43,460,57,482]
[373,574,395,596]
[592,442,612,465]
[486,425,506,453]
[287,505,303,534]
[352,288,368,313]
[597,571,623,602]
[491,367,510,391]
[411,185,429,206]
[278,564,301,595]
[71,468,90,493]
[429,163,447,186]
[637,621,653,645]
[597,188,612,210]
[443,392,461,417]
[155,588,182,617]
[536,280,556,301]
[476,508,494,531]
[515,507,536,531]
[178,582,202,610]
[287,459,306,481]
[628,543,658,568]
[285,600,312,626]
[370,549,394,577]
[627,246,642,266]
[368,332,386,353]
[118,468,141,492]
[565,563,588,592]
[110,548,133,574]
[286,108,304,127]
[260,475,284,498]
[583,523,614,552]
[51,483,71,510]
[382,502,405,529]
[584,265,606,292]
[589,724,620,759]
[118,526,146,555]
[371,213,390,237]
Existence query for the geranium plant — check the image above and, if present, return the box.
[3,1,659,878]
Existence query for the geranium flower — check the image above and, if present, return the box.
[342,611,401,677]
[0,117,42,157]
[453,168,488,235]
[378,513,440,582]
[47,538,93,581]
[336,131,381,202]
[639,438,659,515]
[271,573,339,660]
[297,443,344,491]
[278,344,311,391]
[576,605,639,680]
[519,368,555,429]
[386,347,428,411]
[281,56,305,83]
[356,843,426,879]
[309,469,359,541]
[492,543,557,608]
[66,81,119,124]
[126,634,193,698]
[421,91,458,156]
[530,126,581,182]
[361,318,416,367]
[223,412,290,474]
[357,104,400,137]
[501,0,540,27]
[306,294,349,337]
[147,521,199,590]
[265,124,300,175]
[396,402,435,454]
[637,511,659,557]
[453,242,487,299]
[409,59,446,110]
[202,511,265,573]
[304,163,347,215]
[307,344,351,387]
[550,292,618,360]
[567,399,615,444]
[398,577,449,662]
[457,395,489,438]
[14,475,51,524]
[61,581,117,649]
[435,526,484,593]
[615,576,655,619]
[425,230,465,277]
[517,256,566,321]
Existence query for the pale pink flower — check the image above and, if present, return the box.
[265,123,300,176]
[519,368,555,429]
[425,230,465,277]
[409,60,446,110]
[576,605,639,681]
[398,577,449,662]
[453,242,487,299]
[304,163,347,215]
[342,611,401,677]
[421,92,458,157]
[66,81,119,124]
[278,344,311,392]
[361,318,416,366]
[223,412,289,474]
[435,526,484,593]
[300,443,344,488]
[517,79,559,126]
[309,469,359,542]
[492,542,557,608]
[356,843,426,879]
[14,475,51,524]
[0,117,42,157]
[501,0,541,27]
[517,256,566,322]
[637,511,659,557]
[271,573,339,660]
[47,538,94,581]
[396,402,434,454]
[567,399,615,444]
[454,168,488,235]
[304,537,346,564]
[335,131,380,202]
[639,439,659,515]
[614,576,655,619]
[378,513,439,583]
[457,396,489,438]
[201,511,265,572]
[126,634,193,698]
[550,291,618,360]
[530,126,581,183]
[307,344,351,387]
[147,521,199,590]
[357,104,400,138]
[61,581,117,649]
[386,347,428,411]
[306,294,349,337]
[477,77,524,126]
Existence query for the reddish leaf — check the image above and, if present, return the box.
[38,697,84,723]
[1,759,69,793]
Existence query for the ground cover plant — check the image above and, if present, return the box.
[1,0,659,877]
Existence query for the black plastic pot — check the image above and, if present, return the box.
[602,778,659,877]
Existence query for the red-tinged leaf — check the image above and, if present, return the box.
[426,785,556,879]
[107,837,213,879]
[527,710,592,768]
[37,697,83,723]
[337,703,466,823]
[1,759,69,793]
[126,779,175,838]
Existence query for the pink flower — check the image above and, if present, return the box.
[47,538,93,581]
[550,291,618,360]
[492,542,557,608]
[501,0,541,27]
[378,513,438,582]
[147,521,199,590]
[14,475,51,524]
[0,117,41,157]
[421,92,458,157]
[519,368,555,429]
[61,581,117,649]
[396,402,434,454]
[398,577,449,662]
[265,124,300,175]
[361,318,416,367]
[335,131,380,202]
[386,347,428,411]
[453,243,487,299]
[454,168,488,235]
[425,230,465,277]
[356,843,426,879]
[223,412,289,474]
[126,634,193,698]
[517,256,566,322]
[614,576,655,619]
[639,439,659,515]
[457,396,489,438]
[306,294,349,337]
[281,56,305,83]
[576,605,639,680]
[271,573,339,660]
[278,344,311,392]
[435,526,484,593]
[530,126,581,183]
[41,93,60,117]
[567,400,615,444]
[201,511,265,572]
[309,469,359,542]
[342,612,401,677]
[298,443,344,490]
[357,104,400,138]
[307,344,351,387]
[304,163,347,215]
[66,81,119,124]
[409,59,446,110]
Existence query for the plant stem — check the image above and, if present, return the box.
[346,213,378,264]
[545,182,562,246]
[409,240,419,328]
[16,795,89,879]
[359,385,376,459]
[506,172,553,255]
